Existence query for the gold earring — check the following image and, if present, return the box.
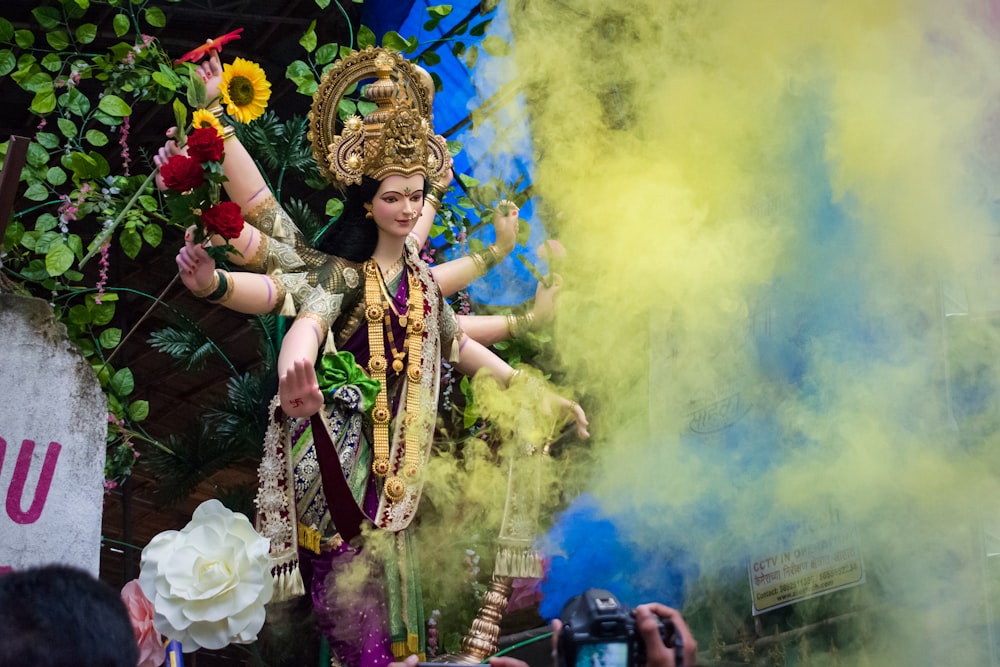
[364,204,373,219]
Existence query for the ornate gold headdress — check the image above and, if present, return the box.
[309,47,449,188]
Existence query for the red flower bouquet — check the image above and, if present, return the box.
[161,127,243,262]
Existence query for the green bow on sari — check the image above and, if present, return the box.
[316,350,381,413]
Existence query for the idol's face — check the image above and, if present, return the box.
[371,174,425,238]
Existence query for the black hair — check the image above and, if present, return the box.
[315,175,429,261]
[0,564,139,667]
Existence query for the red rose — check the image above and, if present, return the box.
[159,155,204,192]
[186,126,224,163]
[200,201,244,239]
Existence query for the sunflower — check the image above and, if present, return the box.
[219,57,271,124]
[191,108,225,137]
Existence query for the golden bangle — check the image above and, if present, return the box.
[424,192,441,212]
[207,104,225,118]
[470,251,488,278]
[190,270,220,298]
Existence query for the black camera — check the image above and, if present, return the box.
[556,589,681,667]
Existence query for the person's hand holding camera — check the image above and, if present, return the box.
[633,603,697,667]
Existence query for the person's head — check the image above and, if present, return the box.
[309,47,448,258]
[0,564,138,667]
[315,173,430,260]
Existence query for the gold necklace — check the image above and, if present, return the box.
[376,263,408,328]
[364,259,426,504]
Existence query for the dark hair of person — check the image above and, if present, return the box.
[315,175,429,261]
[0,564,139,667]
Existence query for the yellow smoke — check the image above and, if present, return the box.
[426,0,1000,661]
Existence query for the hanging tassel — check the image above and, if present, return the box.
[270,560,305,603]
[280,292,296,317]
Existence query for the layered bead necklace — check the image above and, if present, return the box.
[364,258,425,503]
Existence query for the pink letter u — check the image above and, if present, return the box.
[0,437,61,525]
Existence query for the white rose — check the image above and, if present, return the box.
[138,499,274,651]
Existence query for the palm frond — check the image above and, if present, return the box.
[147,324,217,371]
[203,371,269,454]
[282,197,322,244]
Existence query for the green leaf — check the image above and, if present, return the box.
[30,89,57,115]
[316,43,339,65]
[185,68,206,107]
[113,14,130,37]
[0,18,13,42]
[4,220,24,247]
[26,141,49,167]
[120,227,141,259]
[138,195,158,211]
[98,94,132,117]
[46,30,70,51]
[458,173,480,188]
[36,214,58,232]
[358,25,376,49]
[128,399,149,421]
[67,233,83,259]
[57,117,78,138]
[481,35,509,57]
[76,23,97,44]
[99,327,122,349]
[36,132,60,149]
[24,183,48,201]
[420,50,441,66]
[470,20,492,37]
[69,304,91,325]
[141,223,162,247]
[152,70,176,90]
[45,242,75,276]
[22,71,54,93]
[14,30,35,49]
[337,98,357,119]
[428,4,452,18]
[0,50,14,77]
[382,31,409,53]
[172,98,188,143]
[285,59,313,85]
[62,88,90,116]
[144,6,166,28]
[110,367,135,397]
[299,20,317,53]
[315,0,330,7]
[446,139,462,155]
[325,198,344,219]
[41,53,62,72]
[465,44,479,69]
[45,167,67,186]
[90,300,115,325]
[85,129,108,146]
[32,7,61,30]
[356,100,377,116]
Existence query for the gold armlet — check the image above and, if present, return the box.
[190,270,220,298]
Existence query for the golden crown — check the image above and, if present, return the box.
[309,47,449,188]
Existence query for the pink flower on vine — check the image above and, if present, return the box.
[94,242,110,304]
[119,115,131,176]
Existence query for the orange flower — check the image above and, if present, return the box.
[175,28,244,64]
